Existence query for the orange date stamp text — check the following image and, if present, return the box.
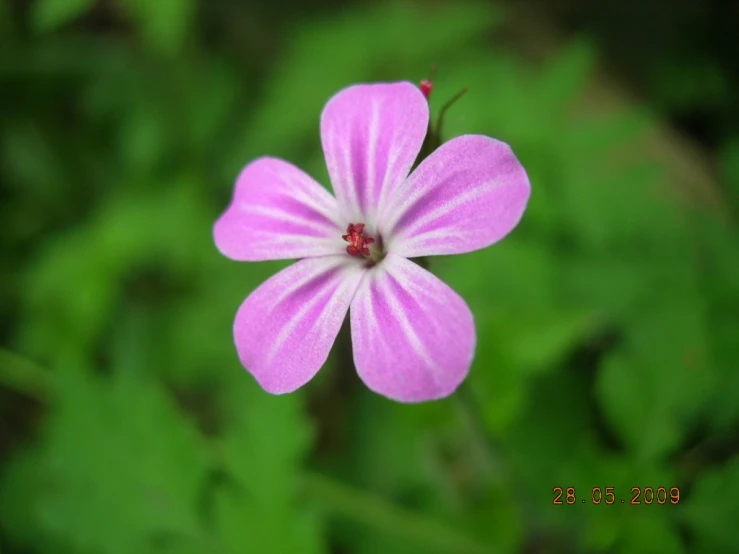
[552,486,680,505]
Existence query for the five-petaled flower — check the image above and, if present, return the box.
[213,82,531,402]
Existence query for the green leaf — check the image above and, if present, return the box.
[564,109,652,155]
[574,459,683,553]
[0,0,13,41]
[32,0,95,32]
[502,309,598,374]
[212,377,326,554]
[304,472,492,554]
[1,121,64,197]
[341,398,443,554]
[533,37,597,116]
[438,54,541,143]
[616,510,685,554]
[508,368,595,496]
[0,347,52,401]
[163,258,284,386]
[596,294,713,461]
[597,351,680,460]
[212,482,325,554]
[228,1,500,169]
[719,135,739,199]
[346,392,452,497]
[0,371,210,554]
[118,0,195,55]
[652,57,728,111]
[682,457,739,553]
[17,180,214,365]
[433,242,594,435]
[0,446,76,553]
[342,391,511,552]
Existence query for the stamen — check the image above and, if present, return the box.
[342,222,376,257]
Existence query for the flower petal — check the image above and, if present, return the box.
[234,256,366,394]
[350,254,475,402]
[320,82,429,224]
[214,157,344,261]
[383,135,531,257]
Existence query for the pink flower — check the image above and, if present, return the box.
[213,82,531,403]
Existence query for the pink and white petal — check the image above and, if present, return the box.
[234,256,366,394]
[383,135,531,257]
[320,82,429,224]
[350,254,475,403]
[214,157,344,261]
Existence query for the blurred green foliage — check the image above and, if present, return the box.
[1,0,738,553]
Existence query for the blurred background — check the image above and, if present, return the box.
[1,0,738,552]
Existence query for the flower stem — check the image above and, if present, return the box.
[415,87,469,170]
[435,88,468,139]
[410,97,510,494]
[302,471,494,554]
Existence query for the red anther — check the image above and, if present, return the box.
[342,222,375,257]
[420,79,433,99]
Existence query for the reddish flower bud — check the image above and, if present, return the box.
[419,79,433,99]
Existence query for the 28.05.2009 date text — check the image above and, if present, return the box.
[553,487,680,505]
